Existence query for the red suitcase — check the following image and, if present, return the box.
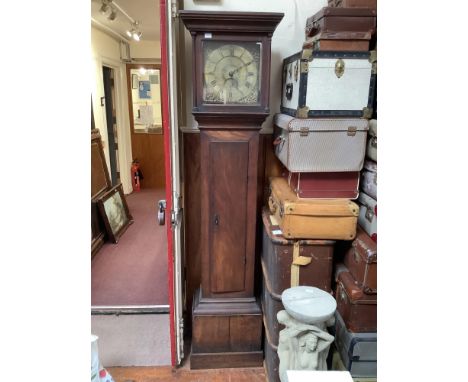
[343,226,377,294]
[306,7,376,40]
[283,170,360,199]
[336,270,376,332]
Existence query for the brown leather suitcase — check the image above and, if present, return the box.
[262,269,283,347]
[328,0,377,10]
[343,226,377,294]
[306,7,376,40]
[282,170,360,199]
[303,34,370,51]
[262,208,335,294]
[336,270,376,332]
[269,177,359,240]
[264,315,280,382]
[262,208,334,346]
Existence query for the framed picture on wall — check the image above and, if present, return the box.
[132,74,138,89]
[139,80,151,99]
[97,184,134,243]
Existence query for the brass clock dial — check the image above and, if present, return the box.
[203,41,261,104]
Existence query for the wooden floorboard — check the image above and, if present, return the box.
[107,364,266,381]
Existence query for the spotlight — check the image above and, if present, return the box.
[99,0,111,15]
[126,29,133,37]
[108,7,117,21]
[133,31,142,41]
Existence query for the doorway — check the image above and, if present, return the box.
[102,66,120,186]
[91,61,171,365]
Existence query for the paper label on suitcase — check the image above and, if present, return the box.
[281,51,376,118]
[358,192,377,241]
[274,114,368,172]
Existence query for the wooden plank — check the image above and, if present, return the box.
[190,351,264,370]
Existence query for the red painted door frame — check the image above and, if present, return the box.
[159,0,177,367]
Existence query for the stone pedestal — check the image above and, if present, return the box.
[277,286,337,382]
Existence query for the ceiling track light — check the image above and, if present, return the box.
[108,7,117,21]
[99,0,112,15]
[126,21,142,42]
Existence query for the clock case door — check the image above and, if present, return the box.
[192,33,272,115]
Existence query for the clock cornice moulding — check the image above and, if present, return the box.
[179,10,284,35]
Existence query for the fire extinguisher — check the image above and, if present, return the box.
[131,159,144,192]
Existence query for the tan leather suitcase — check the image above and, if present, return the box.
[268,177,359,240]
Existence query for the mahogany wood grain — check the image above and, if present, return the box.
[200,130,259,299]
[190,351,263,370]
[182,133,201,328]
[183,132,273,323]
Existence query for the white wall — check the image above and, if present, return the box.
[181,0,327,132]
[130,40,162,60]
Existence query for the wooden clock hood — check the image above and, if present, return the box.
[179,10,284,35]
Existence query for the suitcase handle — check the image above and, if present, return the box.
[268,196,277,214]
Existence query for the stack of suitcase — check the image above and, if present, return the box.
[263,2,377,381]
[332,225,377,378]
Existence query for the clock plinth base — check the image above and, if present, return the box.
[190,288,263,370]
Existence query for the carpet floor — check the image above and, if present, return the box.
[92,188,169,306]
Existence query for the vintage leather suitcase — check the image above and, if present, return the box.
[358,191,376,242]
[328,0,377,9]
[306,7,377,40]
[283,170,360,199]
[269,177,359,240]
[366,119,377,161]
[262,208,334,294]
[274,114,368,173]
[343,226,377,294]
[281,50,376,118]
[332,311,377,377]
[264,315,280,382]
[262,270,284,347]
[360,160,376,200]
[302,32,371,52]
[262,207,334,345]
[336,270,376,332]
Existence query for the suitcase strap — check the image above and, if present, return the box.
[291,242,312,287]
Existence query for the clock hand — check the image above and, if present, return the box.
[228,61,253,77]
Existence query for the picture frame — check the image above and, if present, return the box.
[97,183,134,243]
[132,74,138,89]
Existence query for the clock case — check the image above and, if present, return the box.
[281,49,377,118]
[180,11,283,370]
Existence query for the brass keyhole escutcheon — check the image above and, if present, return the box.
[335,58,345,78]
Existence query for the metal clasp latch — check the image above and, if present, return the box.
[335,58,345,78]
[347,126,357,136]
[300,127,309,137]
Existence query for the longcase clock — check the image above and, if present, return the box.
[180,10,283,369]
